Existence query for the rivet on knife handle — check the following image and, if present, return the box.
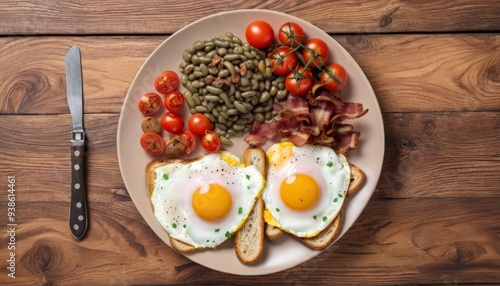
[70,131,88,240]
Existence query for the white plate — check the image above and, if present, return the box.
[117,9,384,275]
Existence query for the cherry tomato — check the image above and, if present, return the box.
[245,20,274,49]
[179,130,196,155]
[269,46,298,76]
[155,70,179,94]
[278,22,305,48]
[164,90,185,113]
[140,132,165,156]
[285,66,314,96]
[200,131,221,153]
[137,92,162,116]
[320,63,348,92]
[161,112,184,134]
[302,38,329,69]
[188,113,213,136]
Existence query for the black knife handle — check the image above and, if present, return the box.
[70,135,88,240]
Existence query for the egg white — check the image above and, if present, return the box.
[263,142,350,238]
[150,152,265,248]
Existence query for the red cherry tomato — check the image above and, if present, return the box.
[200,131,221,153]
[164,90,185,113]
[187,113,213,136]
[140,132,165,156]
[320,63,348,93]
[161,112,184,134]
[179,130,196,155]
[278,22,305,48]
[269,46,298,76]
[285,66,314,96]
[302,38,329,69]
[137,93,162,116]
[155,70,179,94]
[245,20,274,49]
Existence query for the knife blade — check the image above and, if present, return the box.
[65,46,88,240]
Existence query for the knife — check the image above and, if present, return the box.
[65,46,88,240]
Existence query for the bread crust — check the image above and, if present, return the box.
[294,211,343,250]
[169,236,196,253]
[265,224,283,240]
[347,163,366,198]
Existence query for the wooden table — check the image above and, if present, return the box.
[1,1,499,284]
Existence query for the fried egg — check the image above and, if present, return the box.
[263,141,350,238]
[150,152,265,248]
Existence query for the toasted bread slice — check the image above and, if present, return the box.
[235,197,265,263]
[295,211,343,250]
[347,163,365,198]
[146,159,199,253]
[169,236,196,253]
[234,147,267,264]
[265,223,283,240]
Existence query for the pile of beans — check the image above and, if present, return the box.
[179,32,288,146]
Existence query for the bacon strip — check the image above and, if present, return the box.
[334,130,361,154]
[277,94,309,115]
[244,89,368,153]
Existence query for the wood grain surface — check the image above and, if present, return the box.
[1,34,498,115]
[0,0,499,34]
[0,1,499,285]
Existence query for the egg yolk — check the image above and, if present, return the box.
[280,174,319,211]
[192,184,232,221]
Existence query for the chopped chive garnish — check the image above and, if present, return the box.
[172,223,177,228]
[238,207,243,214]
[163,173,169,180]
[326,162,333,167]
[215,228,220,232]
